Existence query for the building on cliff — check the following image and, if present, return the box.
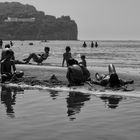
[4,17,35,22]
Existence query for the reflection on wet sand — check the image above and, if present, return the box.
[49,90,59,100]
[66,92,91,121]
[100,95,123,109]
[1,86,24,118]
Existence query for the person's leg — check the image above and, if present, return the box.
[23,53,39,63]
[119,79,134,86]
[108,64,116,75]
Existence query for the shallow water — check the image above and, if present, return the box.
[0,40,140,140]
[0,86,140,140]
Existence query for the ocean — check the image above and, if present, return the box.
[0,40,140,140]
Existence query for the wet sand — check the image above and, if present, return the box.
[12,64,139,92]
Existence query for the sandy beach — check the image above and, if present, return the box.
[13,64,139,92]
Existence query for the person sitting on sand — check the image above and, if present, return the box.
[79,55,87,67]
[23,47,50,64]
[1,49,24,83]
[91,64,134,88]
[66,58,90,86]
[62,46,72,67]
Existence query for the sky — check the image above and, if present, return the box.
[0,0,140,40]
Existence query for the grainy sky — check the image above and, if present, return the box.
[0,0,140,40]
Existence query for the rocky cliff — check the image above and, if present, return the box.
[0,2,78,40]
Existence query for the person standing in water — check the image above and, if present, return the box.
[95,41,98,48]
[82,41,87,48]
[62,46,72,67]
[91,41,94,48]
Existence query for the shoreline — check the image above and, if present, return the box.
[15,64,139,90]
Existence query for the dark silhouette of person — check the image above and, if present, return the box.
[100,95,123,109]
[95,41,98,48]
[0,39,3,48]
[82,41,87,48]
[91,41,94,48]
[66,92,91,120]
[10,41,13,47]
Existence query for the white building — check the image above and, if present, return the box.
[4,17,35,22]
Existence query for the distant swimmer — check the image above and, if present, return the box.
[62,46,72,67]
[91,41,94,48]
[23,47,50,64]
[82,41,87,48]
[95,41,98,48]
[91,64,134,88]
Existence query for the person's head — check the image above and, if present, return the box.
[81,55,85,60]
[65,46,71,52]
[67,58,78,66]
[5,44,10,48]
[44,47,50,53]
[5,49,14,59]
[109,73,120,87]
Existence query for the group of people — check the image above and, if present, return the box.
[0,43,50,83]
[83,41,98,48]
[0,44,134,89]
[61,46,133,87]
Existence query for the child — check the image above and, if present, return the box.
[79,55,87,67]
[62,46,72,67]
[23,47,50,64]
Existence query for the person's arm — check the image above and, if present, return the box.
[11,60,16,73]
[62,54,65,67]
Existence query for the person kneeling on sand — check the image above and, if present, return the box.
[1,49,24,83]
[91,64,134,88]
[66,58,90,86]
[23,47,50,64]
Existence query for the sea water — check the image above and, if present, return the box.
[0,40,140,140]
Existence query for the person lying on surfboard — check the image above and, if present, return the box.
[66,58,90,86]
[91,64,134,88]
[22,47,50,64]
[1,49,24,83]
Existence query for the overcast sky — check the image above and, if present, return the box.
[0,0,140,40]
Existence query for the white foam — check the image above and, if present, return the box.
[1,83,139,98]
